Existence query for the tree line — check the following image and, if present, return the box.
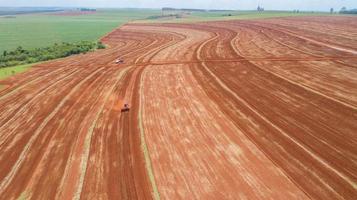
[0,41,105,68]
[339,7,357,14]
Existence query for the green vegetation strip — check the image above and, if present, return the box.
[139,70,160,200]
[0,63,34,80]
[17,191,29,200]
[137,10,331,23]
[0,41,105,68]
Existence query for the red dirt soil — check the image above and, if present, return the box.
[0,16,356,199]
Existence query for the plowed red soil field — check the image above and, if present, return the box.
[0,16,356,200]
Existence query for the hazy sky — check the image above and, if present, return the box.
[1,0,356,11]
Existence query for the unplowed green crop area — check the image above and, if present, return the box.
[137,10,329,23]
[0,63,33,80]
[0,9,160,53]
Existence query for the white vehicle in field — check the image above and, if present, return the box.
[115,58,124,64]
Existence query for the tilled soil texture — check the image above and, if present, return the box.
[0,16,356,200]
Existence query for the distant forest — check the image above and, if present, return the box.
[0,7,63,16]
[0,41,105,68]
[339,8,357,14]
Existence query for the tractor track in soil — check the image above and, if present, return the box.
[0,16,356,200]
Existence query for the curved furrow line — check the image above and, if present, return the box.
[0,67,84,130]
[1,18,356,200]
[228,30,357,118]
[0,66,76,100]
[195,32,347,199]
[0,35,141,99]
[137,67,160,200]
[0,66,119,200]
[115,30,187,198]
[271,19,357,39]
[126,29,198,198]
[218,22,357,110]
[71,67,131,200]
[229,26,277,58]
[78,67,136,199]
[122,27,189,64]
[62,29,178,199]
[259,29,323,57]
[223,21,325,58]
[235,37,357,110]
[0,66,105,194]
[139,23,311,198]
[0,28,167,199]
[225,23,357,169]
[247,24,357,69]
[224,23,357,109]
[254,22,357,55]
[140,33,187,63]
[0,32,161,131]
[0,46,147,145]
[193,24,356,199]
[260,19,357,50]
[78,29,185,199]
[0,24,170,199]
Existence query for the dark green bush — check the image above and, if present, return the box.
[97,41,106,49]
[0,41,106,68]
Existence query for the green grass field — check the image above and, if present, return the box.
[0,9,160,53]
[0,63,36,89]
[0,63,34,80]
[137,10,330,23]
